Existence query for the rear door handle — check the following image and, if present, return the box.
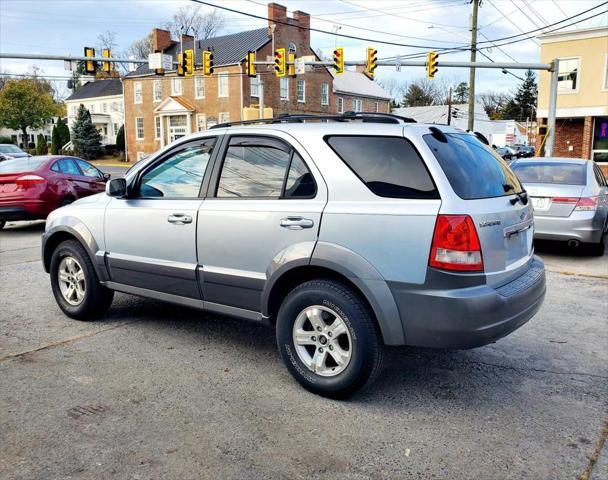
[280,216,314,230]
[167,213,192,225]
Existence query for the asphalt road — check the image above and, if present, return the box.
[1,221,607,479]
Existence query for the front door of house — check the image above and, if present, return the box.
[169,115,188,144]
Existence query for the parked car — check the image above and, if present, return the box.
[512,144,535,158]
[511,157,608,255]
[42,115,546,398]
[0,155,110,230]
[0,144,30,161]
[496,146,517,161]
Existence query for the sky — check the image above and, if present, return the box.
[1,0,607,100]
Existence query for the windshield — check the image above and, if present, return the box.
[423,133,523,200]
[0,157,46,173]
[511,162,586,186]
[0,144,23,154]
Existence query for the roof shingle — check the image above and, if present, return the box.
[65,79,123,101]
[127,27,271,78]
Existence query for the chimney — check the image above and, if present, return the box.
[268,2,287,33]
[180,33,195,48]
[356,64,373,80]
[293,10,310,46]
[152,28,174,52]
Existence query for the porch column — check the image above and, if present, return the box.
[186,112,192,134]
[159,114,165,148]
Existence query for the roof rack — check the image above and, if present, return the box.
[209,112,417,129]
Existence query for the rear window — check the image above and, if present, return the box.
[324,135,439,199]
[0,157,46,174]
[511,162,586,186]
[423,133,523,200]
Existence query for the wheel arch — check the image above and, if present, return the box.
[42,222,107,281]
[263,243,405,345]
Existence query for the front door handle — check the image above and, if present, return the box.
[167,213,192,225]
[280,216,314,230]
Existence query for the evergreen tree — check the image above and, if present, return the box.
[71,104,102,159]
[116,125,125,153]
[51,125,60,154]
[56,118,71,148]
[36,133,48,155]
[453,82,469,103]
[501,70,537,121]
[402,81,437,107]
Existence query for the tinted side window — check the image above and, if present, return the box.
[58,158,80,175]
[75,159,101,178]
[139,140,214,198]
[217,138,290,198]
[51,162,60,172]
[594,164,606,187]
[285,152,316,198]
[325,136,438,199]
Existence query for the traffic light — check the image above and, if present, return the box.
[274,48,286,77]
[203,50,214,76]
[102,49,111,73]
[184,49,194,76]
[365,47,377,79]
[177,52,185,76]
[84,47,96,74]
[246,51,256,78]
[333,47,344,75]
[288,52,296,77]
[427,51,439,79]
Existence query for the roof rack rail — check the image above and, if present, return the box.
[209,112,417,129]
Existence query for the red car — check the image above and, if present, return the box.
[0,155,109,229]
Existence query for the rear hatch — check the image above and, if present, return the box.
[510,161,587,217]
[423,131,534,286]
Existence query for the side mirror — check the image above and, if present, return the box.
[102,172,111,181]
[106,178,127,198]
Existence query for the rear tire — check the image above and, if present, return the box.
[50,239,114,320]
[276,279,383,399]
[589,231,606,256]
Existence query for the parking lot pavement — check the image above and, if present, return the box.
[1,223,607,479]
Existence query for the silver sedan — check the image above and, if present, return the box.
[511,157,608,255]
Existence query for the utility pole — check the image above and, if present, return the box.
[447,87,452,126]
[467,0,480,131]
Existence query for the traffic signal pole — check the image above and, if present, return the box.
[468,0,480,132]
[545,60,560,157]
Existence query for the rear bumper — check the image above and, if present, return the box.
[0,201,49,221]
[534,212,605,243]
[389,257,546,349]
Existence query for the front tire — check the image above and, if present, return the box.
[276,279,383,398]
[50,239,114,320]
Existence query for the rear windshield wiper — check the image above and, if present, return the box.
[504,184,528,205]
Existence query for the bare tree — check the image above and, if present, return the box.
[377,78,406,104]
[478,91,512,119]
[127,33,154,60]
[96,30,125,74]
[166,5,224,40]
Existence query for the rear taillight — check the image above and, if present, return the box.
[551,197,597,211]
[15,174,46,190]
[429,215,483,272]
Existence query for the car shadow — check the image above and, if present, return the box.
[1,220,46,232]
[103,294,543,405]
[534,239,602,257]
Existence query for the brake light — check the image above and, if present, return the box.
[574,197,598,211]
[551,196,597,211]
[15,174,46,190]
[429,215,483,272]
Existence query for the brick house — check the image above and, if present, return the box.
[332,69,391,114]
[123,3,334,161]
[123,2,391,162]
[537,26,608,173]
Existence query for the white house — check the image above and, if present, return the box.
[0,117,64,149]
[65,79,124,145]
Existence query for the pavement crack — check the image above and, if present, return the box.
[578,418,608,480]
[0,322,131,363]
[546,269,608,280]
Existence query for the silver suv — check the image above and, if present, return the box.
[42,114,546,398]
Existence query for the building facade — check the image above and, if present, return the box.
[537,26,608,169]
[123,2,390,162]
[0,117,63,149]
[64,79,124,146]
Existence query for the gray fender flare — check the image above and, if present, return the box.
[42,219,107,281]
[262,241,405,346]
